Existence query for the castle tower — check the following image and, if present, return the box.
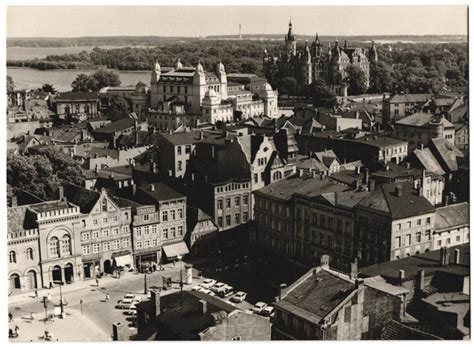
[303,40,312,85]
[192,61,207,113]
[285,20,297,56]
[150,59,161,109]
[312,33,321,57]
[215,61,228,100]
[369,40,378,62]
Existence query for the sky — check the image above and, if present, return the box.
[6,5,469,38]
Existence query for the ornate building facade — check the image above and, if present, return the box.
[263,21,378,96]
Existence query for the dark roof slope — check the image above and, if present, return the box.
[63,183,100,213]
[435,202,469,231]
[137,183,185,203]
[381,320,443,340]
[7,206,37,232]
[56,91,98,101]
[356,181,435,219]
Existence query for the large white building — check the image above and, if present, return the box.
[149,59,278,129]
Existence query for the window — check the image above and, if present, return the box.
[243,212,248,223]
[177,161,182,171]
[9,251,16,263]
[185,145,191,154]
[113,227,120,235]
[82,232,90,241]
[113,240,120,249]
[456,235,461,242]
[397,223,402,230]
[162,229,169,239]
[406,234,411,246]
[254,173,258,183]
[113,216,118,222]
[416,232,421,243]
[218,217,223,227]
[178,226,183,236]
[243,195,249,205]
[162,211,168,222]
[82,245,90,255]
[103,217,108,223]
[152,239,159,247]
[425,230,431,240]
[144,240,150,248]
[232,337,241,341]
[170,210,176,220]
[235,197,240,207]
[235,213,240,224]
[226,198,231,208]
[49,237,60,257]
[178,208,183,219]
[217,200,223,210]
[103,242,110,251]
[171,227,176,238]
[101,198,107,212]
[93,219,98,225]
[136,241,142,249]
[177,146,182,155]
[395,236,401,248]
[417,219,422,225]
[62,235,72,255]
[122,238,130,248]
[26,248,34,260]
[447,238,451,245]
[226,215,231,226]
[407,221,412,228]
[426,217,431,224]
[92,230,100,239]
[93,243,101,253]
[103,229,110,237]
[151,225,157,234]
[437,240,442,246]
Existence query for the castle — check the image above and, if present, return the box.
[263,21,378,96]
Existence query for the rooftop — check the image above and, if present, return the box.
[435,202,469,231]
[28,199,74,213]
[138,183,185,203]
[55,91,98,101]
[386,94,432,104]
[396,113,454,128]
[410,148,445,176]
[360,244,470,284]
[381,320,443,340]
[356,181,435,219]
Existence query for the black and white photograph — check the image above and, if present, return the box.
[5,3,470,342]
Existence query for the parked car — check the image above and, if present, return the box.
[260,306,274,317]
[210,282,226,293]
[217,285,235,298]
[126,304,138,316]
[200,288,216,296]
[116,298,141,309]
[251,302,267,314]
[230,291,247,303]
[121,293,138,301]
[191,285,203,291]
[200,279,217,289]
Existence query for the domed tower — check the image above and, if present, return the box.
[150,59,161,109]
[285,20,297,56]
[369,40,378,62]
[215,61,228,100]
[312,33,321,57]
[202,89,221,123]
[192,61,207,113]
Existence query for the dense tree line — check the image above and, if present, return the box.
[7,147,84,201]
[71,69,121,92]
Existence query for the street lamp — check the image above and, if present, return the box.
[53,280,64,318]
[143,267,148,295]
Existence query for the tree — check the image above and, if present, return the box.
[279,77,299,96]
[35,147,85,187]
[345,66,368,95]
[91,69,121,90]
[71,73,97,92]
[369,62,394,93]
[41,84,57,93]
[305,80,337,108]
[7,75,15,92]
[107,95,130,121]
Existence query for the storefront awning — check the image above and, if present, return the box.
[163,242,189,259]
[113,254,133,267]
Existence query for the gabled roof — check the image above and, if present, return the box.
[7,206,37,233]
[137,183,185,203]
[410,148,445,176]
[386,94,432,104]
[63,183,101,213]
[187,205,216,231]
[356,181,435,219]
[381,320,443,340]
[429,138,464,172]
[396,113,454,128]
[93,118,137,134]
[435,202,469,231]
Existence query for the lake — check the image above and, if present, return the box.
[7,67,151,92]
[7,46,146,60]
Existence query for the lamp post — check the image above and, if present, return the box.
[143,267,148,295]
[54,280,64,318]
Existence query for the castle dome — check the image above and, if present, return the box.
[175,58,183,70]
[195,61,204,74]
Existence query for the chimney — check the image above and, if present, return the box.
[150,289,161,318]
[11,196,18,207]
[109,171,115,179]
[418,187,423,197]
[152,163,158,174]
[356,166,361,174]
[278,283,288,301]
[368,179,376,192]
[150,184,155,192]
[453,248,461,265]
[58,186,64,200]
[320,255,330,269]
[395,185,402,197]
[440,246,450,266]
[416,269,425,295]
[444,195,450,206]
[406,162,411,170]
[168,170,172,177]
[211,146,215,158]
[299,169,304,177]
[191,173,195,181]
[398,269,405,285]
[355,278,364,289]
[320,172,324,180]
[364,168,369,185]
[420,143,424,151]
[149,159,154,172]
[350,258,358,280]
[198,299,208,315]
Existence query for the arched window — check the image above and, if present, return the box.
[26,248,34,260]
[61,235,72,256]
[273,171,283,181]
[9,251,16,263]
[49,237,60,258]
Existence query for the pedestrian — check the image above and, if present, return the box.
[95,278,99,287]
[49,282,53,289]
[8,312,13,322]
[34,289,38,299]
[14,326,19,335]
[30,312,35,320]
[105,293,110,302]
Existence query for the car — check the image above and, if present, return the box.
[210,282,226,293]
[200,279,216,289]
[251,302,267,314]
[121,293,138,301]
[191,285,203,291]
[230,291,247,303]
[126,304,138,316]
[200,289,216,296]
[116,298,141,309]
[217,285,235,298]
[260,306,274,317]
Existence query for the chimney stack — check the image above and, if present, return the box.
[199,299,208,315]
[453,248,461,265]
[150,184,155,192]
[440,246,450,266]
[395,185,402,197]
[406,162,411,170]
[356,166,361,174]
[350,258,358,280]
[398,269,405,285]
[211,146,215,158]
[416,269,425,294]
[150,289,161,318]
[11,196,18,207]
[58,186,64,200]
[364,167,369,185]
[320,255,330,269]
